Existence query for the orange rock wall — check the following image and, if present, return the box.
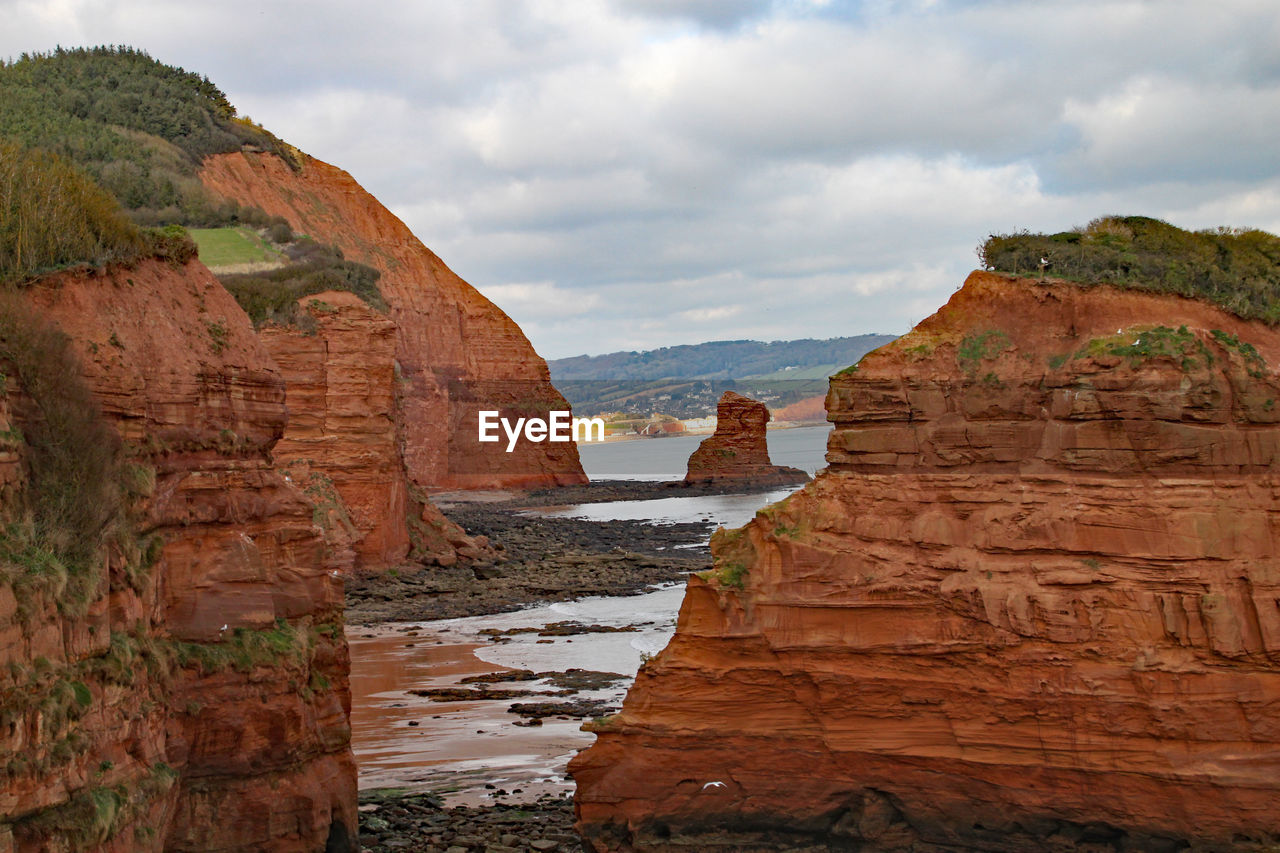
[0,260,356,851]
[572,272,1280,851]
[200,152,587,491]
[259,293,487,571]
[259,292,408,570]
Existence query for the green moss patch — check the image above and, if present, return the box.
[1074,325,1212,371]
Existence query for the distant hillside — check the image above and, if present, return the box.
[550,335,895,419]
[550,335,894,381]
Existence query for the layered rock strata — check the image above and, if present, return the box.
[0,260,356,851]
[572,272,1280,851]
[684,392,808,486]
[200,152,587,491]
[258,292,486,571]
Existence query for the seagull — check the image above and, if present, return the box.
[220,624,228,633]
[702,781,727,790]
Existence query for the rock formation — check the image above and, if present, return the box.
[258,292,488,571]
[684,392,808,486]
[199,151,587,492]
[1,259,355,851]
[572,271,1280,851]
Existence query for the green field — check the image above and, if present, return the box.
[189,227,281,268]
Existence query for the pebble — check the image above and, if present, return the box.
[345,483,716,625]
[358,791,579,853]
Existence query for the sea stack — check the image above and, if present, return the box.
[572,271,1280,851]
[683,391,809,486]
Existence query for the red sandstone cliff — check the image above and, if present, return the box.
[684,392,808,486]
[199,152,587,492]
[0,260,355,851]
[572,271,1280,851]
[258,292,487,571]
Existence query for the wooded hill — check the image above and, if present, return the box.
[549,335,895,419]
[0,47,384,319]
[550,335,894,381]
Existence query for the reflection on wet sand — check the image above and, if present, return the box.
[347,584,685,805]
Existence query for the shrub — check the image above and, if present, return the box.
[0,142,147,282]
[0,144,202,281]
[144,223,198,265]
[218,239,385,328]
[977,216,1280,323]
[0,295,127,612]
[267,221,293,244]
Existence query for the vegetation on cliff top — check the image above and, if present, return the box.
[188,225,284,267]
[0,141,196,283]
[0,46,299,226]
[978,216,1280,323]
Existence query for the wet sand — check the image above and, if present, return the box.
[349,631,586,806]
[348,584,684,808]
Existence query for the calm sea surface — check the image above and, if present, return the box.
[576,423,831,481]
[531,424,831,528]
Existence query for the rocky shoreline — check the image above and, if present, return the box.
[344,479,776,624]
[350,478,792,851]
[358,790,581,853]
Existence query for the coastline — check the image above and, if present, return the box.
[588,418,828,443]
[347,477,800,850]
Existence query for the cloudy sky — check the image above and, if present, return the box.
[5,1,1280,359]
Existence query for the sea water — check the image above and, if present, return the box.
[576,423,830,481]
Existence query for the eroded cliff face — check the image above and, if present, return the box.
[199,152,587,491]
[684,392,808,486]
[572,272,1280,852]
[0,259,356,851]
[258,292,486,571]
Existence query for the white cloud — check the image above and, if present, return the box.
[476,281,603,318]
[3,0,1280,358]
